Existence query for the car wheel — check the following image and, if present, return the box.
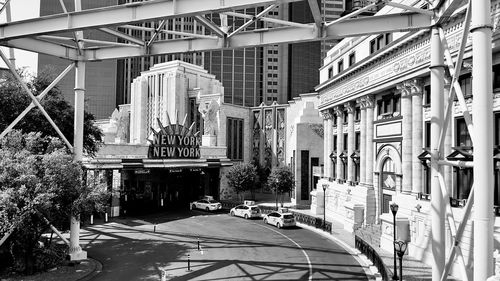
[230,211,235,216]
[191,204,196,210]
[206,207,209,211]
[263,218,268,224]
[244,214,249,219]
[277,223,281,229]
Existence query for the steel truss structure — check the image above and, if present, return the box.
[0,0,493,279]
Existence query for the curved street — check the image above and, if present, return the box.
[79,210,369,281]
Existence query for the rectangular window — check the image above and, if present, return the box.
[456,118,472,147]
[226,117,244,160]
[370,33,392,54]
[355,132,361,150]
[328,67,333,78]
[349,52,356,66]
[377,94,401,118]
[338,59,344,73]
[301,150,310,200]
[354,107,361,121]
[459,74,472,98]
[425,121,431,148]
[333,135,338,151]
[332,114,337,126]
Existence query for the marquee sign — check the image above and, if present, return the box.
[148,116,201,159]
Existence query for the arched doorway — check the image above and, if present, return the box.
[374,144,402,221]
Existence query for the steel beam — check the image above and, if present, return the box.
[99,27,145,46]
[0,0,301,41]
[81,12,430,61]
[307,0,323,28]
[194,15,226,38]
[4,38,79,60]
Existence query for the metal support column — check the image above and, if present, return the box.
[471,0,494,279]
[430,26,445,281]
[68,0,87,261]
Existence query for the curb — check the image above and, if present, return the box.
[76,257,103,281]
[296,222,380,281]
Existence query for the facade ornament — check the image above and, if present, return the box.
[344,101,355,114]
[408,78,424,96]
[333,105,344,116]
[321,109,333,120]
[198,99,220,135]
[396,81,412,98]
[356,97,365,109]
[364,95,375,108]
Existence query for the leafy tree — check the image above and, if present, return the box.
[0,68,103,156]
[267,166,295,209]
[0,130,110,274]
[225,162,258,201]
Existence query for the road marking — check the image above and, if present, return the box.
[257,223,313,281]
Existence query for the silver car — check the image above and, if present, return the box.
[191,199,222,211]
[263,212,296,228]
[230,204,261,219]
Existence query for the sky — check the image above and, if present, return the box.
[0,1,40,74]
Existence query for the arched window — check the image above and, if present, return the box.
[381,157,396,190]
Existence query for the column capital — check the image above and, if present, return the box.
[321,109,333,120]
[396,82,412,98]
[408,78,424,96]
[345,101,355,114]
[333,105,344,116]
[360,95,375,109]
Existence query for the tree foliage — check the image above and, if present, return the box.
[225,162,258,200]
[267,166,295,207]
[0,130,110,274]
[0,68,103,156]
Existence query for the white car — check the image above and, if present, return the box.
[263,212,296,228]
[190,199,222,211]
[229,204,261,219]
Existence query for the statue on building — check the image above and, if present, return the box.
[198,99,220,136]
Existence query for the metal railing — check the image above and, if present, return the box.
[355,235,389,280]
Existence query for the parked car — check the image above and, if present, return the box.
[190,199,222,211]
[229,204,261,219]
[263,211,296,228]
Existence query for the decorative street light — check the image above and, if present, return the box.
[390,202,399,280]
[394,240,408,281]
[322,184,328,231]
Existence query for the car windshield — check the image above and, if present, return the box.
[283,214,294,219]
[250,207,259,211]
[207,200,218,203]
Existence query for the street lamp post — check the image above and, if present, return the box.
[322,184,328,231]
[394,240,408,281]
[390,202,399,280]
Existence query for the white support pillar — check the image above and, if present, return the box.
[365,96,375,187]
[411,79,424,194]
[322,110,332,179]
[69,0,87,261]
[471,0,494,279]
[398,81,413,193]
[334,106,344,182]
[430,26,445,281]
[346,102,355,184]
[327,111,334,179]
[359,98,367,185]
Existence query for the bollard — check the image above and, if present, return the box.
[187,254,191,271]
[105,212,108,222]
[197,239,200,251]
[154,224,157,233]
[90,215,94,225]
[161,199,164,207]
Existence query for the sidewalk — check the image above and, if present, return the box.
[257,202,439,281]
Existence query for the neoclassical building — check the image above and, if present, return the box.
[312,1,500,278]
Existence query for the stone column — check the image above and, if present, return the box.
[398,81,413,193]
[359,98,367,185]
[365,96,375,187]
[410,79,424,194]
[334,106,344,182]
[322,110,333,179]
[346,102,355,184]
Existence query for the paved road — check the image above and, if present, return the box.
[80,210,369,281]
